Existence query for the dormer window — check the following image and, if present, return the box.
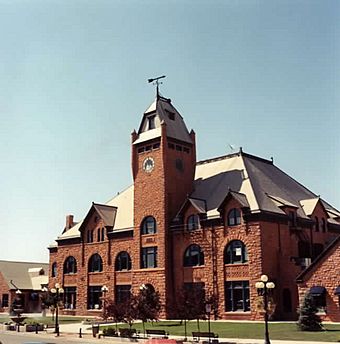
[187,214,200,231]
[227,208,241,226]
[148,115,156,130]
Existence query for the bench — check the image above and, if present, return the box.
[146,329,169,338]
[119,328,139,338]
[192,331,219,342]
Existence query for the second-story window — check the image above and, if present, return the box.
[115,251,132,271]
[51,262,57,277]
[184,244,204,267]
[64,256,77,274]
[88,254,103,273]
[224,240,248,264]
[141,247,157,268]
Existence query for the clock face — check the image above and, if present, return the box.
[143,157,155,173]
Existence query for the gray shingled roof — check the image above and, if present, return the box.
[0,260,49,290]
[134,96,192,145]
[191,151,340,221]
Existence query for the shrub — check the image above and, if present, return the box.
[297,293,323,331]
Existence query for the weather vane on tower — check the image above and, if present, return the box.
[148,75,166,99]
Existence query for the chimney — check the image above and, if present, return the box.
[65,215,74,230]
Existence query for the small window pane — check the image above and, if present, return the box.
[227,208,241,226]
[187,214,199,231]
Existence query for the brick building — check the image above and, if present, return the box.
[0,260,49,313]
[48,94,340,320]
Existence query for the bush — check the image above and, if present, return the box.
[297,293,323,331]
[103,327,116,337]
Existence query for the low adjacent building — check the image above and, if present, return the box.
[296,235,340,322]
[0,260,49,313]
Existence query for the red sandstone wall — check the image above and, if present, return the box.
[298,240,340,322]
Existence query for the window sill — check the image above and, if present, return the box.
[224,311,251,314]
[88,271,103,274]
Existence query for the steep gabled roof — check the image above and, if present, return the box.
[133,96,192,145]
[296,235,340,282]
[57,185,134,241]
[0,260,49,290]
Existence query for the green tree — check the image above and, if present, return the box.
[297,293,323,331]
[137,285,161,337]
[103,299,125,333]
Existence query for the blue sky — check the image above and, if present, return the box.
[0,0,339,263]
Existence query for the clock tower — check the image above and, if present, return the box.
[131,95,196,315]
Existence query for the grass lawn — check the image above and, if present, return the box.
[105,320,340,342]
[0,315,85,325]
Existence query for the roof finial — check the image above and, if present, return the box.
[148,75,166,99]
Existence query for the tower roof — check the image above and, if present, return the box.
[133,96,193,145]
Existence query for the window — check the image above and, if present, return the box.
[298,241,311,258]
[187,214,200,231]
[313,243,324,259]
[322,218,327,233]
[224,240,248,264]
[87,229,94,243]
[2,294,8,308]
[141,247,157,268]
[227,208,241,226]
[64,256,77,274]
[184,244,204,267]
[115,285,131,304]
[97,228,105,242]
[88,254,103,273]
[148,115,156,130]
[283,289,292,312]
[141,216,157,235]
[88,286,102,309]
[64,287,76,310]
[115,251,132,271]
[225,281,250,312]
[315,217,319,232]
[309,287,326,312]
[51,262,57,277]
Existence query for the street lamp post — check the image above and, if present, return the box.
[51,283,64,337]
[41,287,48,317]
[101,285,108,320]
[255,275,275,344]
[205,302,212,344]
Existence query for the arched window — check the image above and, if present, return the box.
[101,228,105,241]
[184,244,204,267]
[224,240,248,264]
[97,228,101,242]
[141,216,157,235]
[187,214,200,231]
[115,251,132,271]
[283,288,292,313]
[322,218,327,233]
[227,208,241,226]
[51,262,57,277]
[88,254,103,273]
[64,256,77,274]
